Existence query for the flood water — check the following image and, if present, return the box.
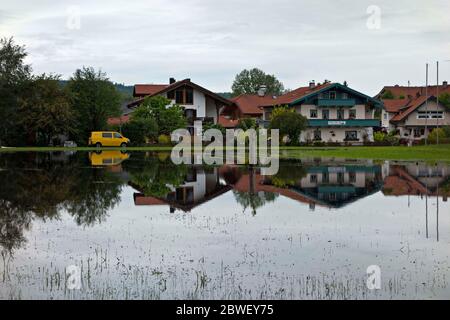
[0,151,449,300]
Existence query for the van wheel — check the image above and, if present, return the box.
[120,143,127,148]
[95,142,102,148]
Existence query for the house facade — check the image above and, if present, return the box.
[377,82,450,140]
[125,78,233,134]
[259,82,382,144]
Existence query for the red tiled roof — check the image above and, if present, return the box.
[129,79,232,109]
[231,94,276,115]
[134,84,168,96]
[218,115,239,128]
[107,114,130,126]
[390,95,431,122]
[275,82,334,105]
[134,193,167,206]
[231,82,334,116]
[382,99,410,113]
[379,84,450,100]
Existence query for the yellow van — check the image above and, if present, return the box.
[89,131,130,147]
[89,150,130,166]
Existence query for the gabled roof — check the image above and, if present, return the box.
[231,94,276,115]
[230,82,349,116]
[289,82,382,107]
[390,95,435,122]
[382,99,410,113]
[378,84,450,100]
[134,84,169,96]
[128,79,232,108]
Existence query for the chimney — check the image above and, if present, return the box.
[443,81,448,88]
[169,77,176,84]
[257,85,267,97]
[309,80,316,89]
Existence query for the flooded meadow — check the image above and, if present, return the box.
[0,151,450,299]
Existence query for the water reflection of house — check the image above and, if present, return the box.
[131,167,232,212]
[221,161,384,209]
[382,163,449,201]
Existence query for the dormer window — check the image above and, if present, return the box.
[173,86,194,105]
[329,91,337,100]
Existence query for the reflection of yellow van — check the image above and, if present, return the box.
[89,151,130,166]
[89,131,130,147]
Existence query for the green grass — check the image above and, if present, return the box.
[1,144,450,161]
[280,144,450,161]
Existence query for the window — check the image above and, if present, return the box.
[337,172,345,184]
[384,113,388,120]
[310,109,318,118]
[349,109,356,119]
[114,133,122,139]
[413,128,424,137]
[313,129,321,141]
[417,111,444,119]
[342,93,348,99]
[174,86,195,105]
[175,90,184,104]
[310,174,318,183]
[322,172,329,183]
[167,91,175,100]
[345,131,358,141]
[184,109,197,121]
[322,109,330,119]
[349,172,356,183]
[102,133,112,138]
[337,109,345,120]
[329,91,336,100]
[185,88,194,104]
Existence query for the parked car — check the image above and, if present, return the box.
[88,131,130,147]
[64,141,77,148]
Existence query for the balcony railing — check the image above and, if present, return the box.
[317,99,356,107]
[308,119,380,127]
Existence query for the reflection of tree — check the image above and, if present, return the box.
[124,154,187,198]
[269,163,307,188]
[0,152,124,256]
[233,190,278,216]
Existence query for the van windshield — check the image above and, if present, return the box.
[114,133,122,139]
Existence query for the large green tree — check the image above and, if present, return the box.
[0,37,32,146]
[270,106,308,145]
[19,74,74,145]
[132,95,187,135]
[231,68,285,97]
[66,67,121,144]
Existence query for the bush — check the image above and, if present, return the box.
[373,131,399,146]
[428,128,447,144]
[121,118,158,146]
[157,134,171,145]
[237,118,257,130]
[374,132,386,143]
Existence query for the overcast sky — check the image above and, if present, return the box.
[1,0,449,95]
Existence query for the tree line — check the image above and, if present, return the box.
[0,37,122,146]
[1,37,305,147]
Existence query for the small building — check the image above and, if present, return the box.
[115,78,233,134]
[377,82,450,140]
